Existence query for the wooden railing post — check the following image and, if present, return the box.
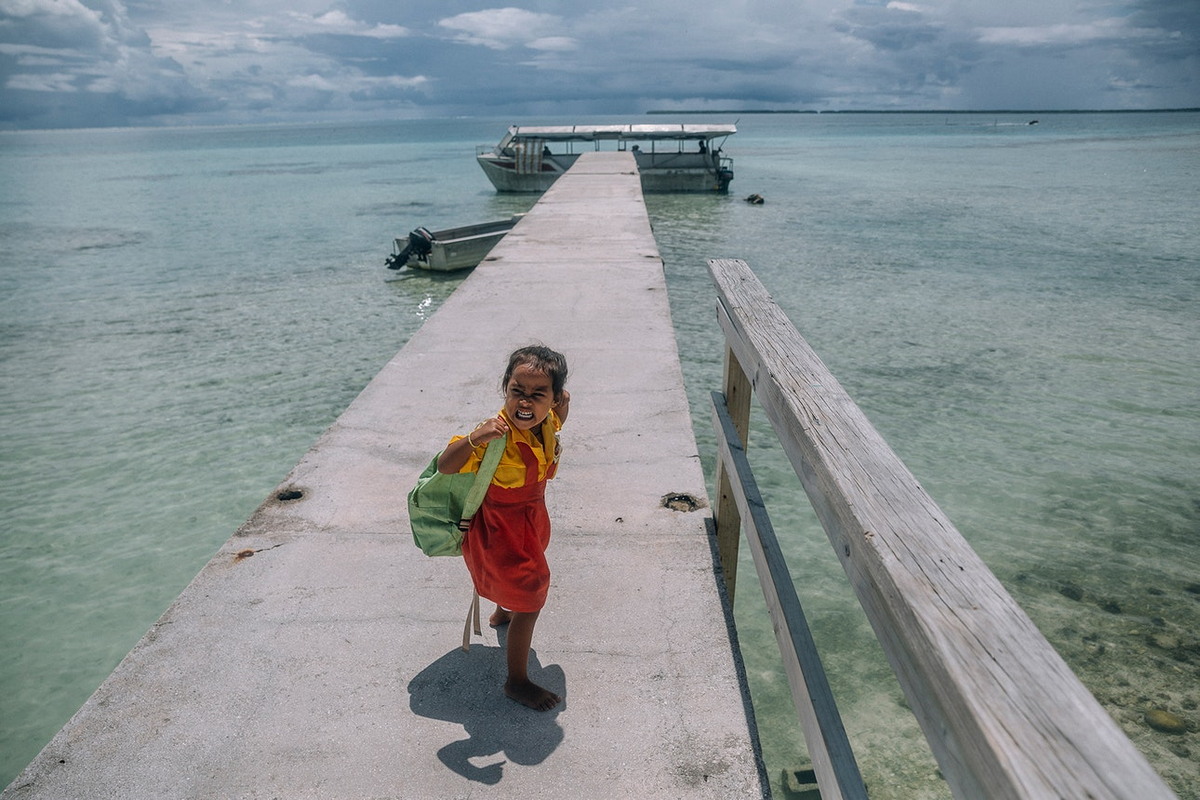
[713,346,751,602]
[712,390,869,800]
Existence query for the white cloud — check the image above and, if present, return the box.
[287,72,337,91]
[0,0,109,50]
[0,0,98,21]
[0,41,74,61]
[438,7,564,50]
[290,72,427,91]
[6,69,76,91]
[289,9,409,39]
[527,36,577,53]
[976,18,1130,47]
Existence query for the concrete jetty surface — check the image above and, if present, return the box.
[4,152,767,799]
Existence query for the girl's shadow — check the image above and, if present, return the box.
[407,630,565,785]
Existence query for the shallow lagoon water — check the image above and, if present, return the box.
[2,114,1198,796]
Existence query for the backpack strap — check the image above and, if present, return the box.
[461,589,481,652]
[459,436,502,652]
[461,435,504,522]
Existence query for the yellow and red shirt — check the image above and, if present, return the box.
[451,408,562,488]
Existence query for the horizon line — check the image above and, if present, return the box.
[647,108,1200,115]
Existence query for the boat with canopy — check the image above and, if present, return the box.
[476,123,736,193]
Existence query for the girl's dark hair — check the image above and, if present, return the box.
[503,345,568,400]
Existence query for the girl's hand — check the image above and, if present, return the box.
[471,415,509,446]
[555,389,570,425]
[437,415,509,474]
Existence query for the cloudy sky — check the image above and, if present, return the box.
[1,0,1197,129]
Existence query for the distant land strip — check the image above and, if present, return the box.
[647,108,1200,115]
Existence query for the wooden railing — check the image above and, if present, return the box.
[707,258,1176,800]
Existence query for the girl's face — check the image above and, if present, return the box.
[504,364,556,431]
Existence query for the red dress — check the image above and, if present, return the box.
[457,411,560,613]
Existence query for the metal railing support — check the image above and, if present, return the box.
[712,389,868,800]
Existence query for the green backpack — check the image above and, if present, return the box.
[408,436,505,557]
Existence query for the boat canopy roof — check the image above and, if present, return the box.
[499,123,736,145]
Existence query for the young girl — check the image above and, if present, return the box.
[437,346,570,711]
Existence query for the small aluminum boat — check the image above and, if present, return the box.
[385,215,522,272]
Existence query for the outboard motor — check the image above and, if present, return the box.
[385,226,436,270]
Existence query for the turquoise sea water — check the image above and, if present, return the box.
[2,113,1198,796]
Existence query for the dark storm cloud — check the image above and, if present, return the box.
[0,0,221,126]
[1126,0,1200,62]
[834,3,945,52]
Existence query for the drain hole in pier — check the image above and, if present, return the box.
[276,488,304,502]
[661,493,701,512]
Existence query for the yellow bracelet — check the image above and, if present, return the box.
[467,431,478,447]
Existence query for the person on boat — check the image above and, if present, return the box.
[437,346,571,711]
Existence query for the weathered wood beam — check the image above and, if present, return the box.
[707,257,1175,800]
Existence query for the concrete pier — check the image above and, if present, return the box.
[4,152,767,799]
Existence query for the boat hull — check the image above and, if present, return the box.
[477,151,732,194]
[477,155,572,193]
[389,217,520,272]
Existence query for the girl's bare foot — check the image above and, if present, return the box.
[489,608,513,627]
[504,678,561,711]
